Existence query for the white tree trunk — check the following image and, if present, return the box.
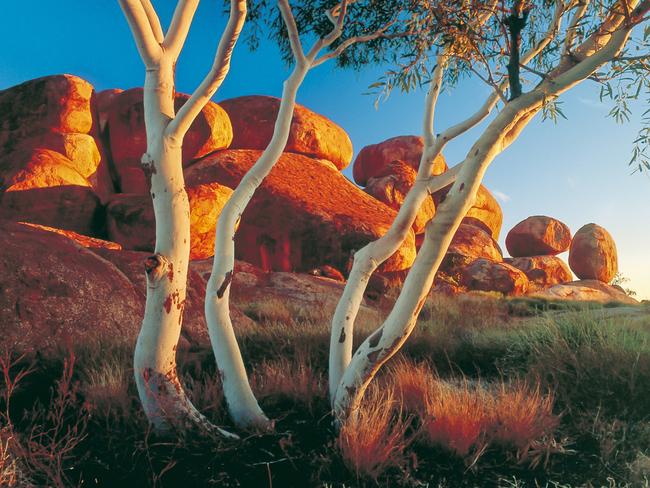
[205,66,307,430]
[332,10,639,419]
[121,0,246,436]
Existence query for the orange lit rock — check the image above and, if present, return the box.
[352,135,447,186]
[506,215,571,257]
[568,223,618,282]
[434,184,502,240]
[105,182,233,259]
[220,95,353,171]
[0,75,95,147]
[364,160,436,234]
[461,258,529,295]
[0,148,101,235]
[505,255,572,290]
[19,222,122,250]
[185,149,416,273]
[106,88,233,193]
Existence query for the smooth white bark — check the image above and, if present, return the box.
[205,0,397,429]
[332,0,644,419]
[120,0,246,436]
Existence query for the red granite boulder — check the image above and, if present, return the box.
[352,135,447,185]
[568,223,618,282]
[106,88,233,193]
[461,258,529,295]
[219,95,353,171]
[506,215,571,257]
[185,149,416,273]
[506,255,573,290]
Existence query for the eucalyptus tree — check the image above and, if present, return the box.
[119,0,247,436]
[275,0,650,421]
[205,0,411,430]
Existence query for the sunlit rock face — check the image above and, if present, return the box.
[505,255,573,291]
[105,182,233,260]
[506,215,572,257]
[219,95,353,171]
[569,223,618,283]
[104,88,233,193]
[0,75,113,232]
[364,160,436,234]
[185,149,415,274]
[433,184,503,240]
[0,148,101,235]
[352,135,447,186]
[460,258,529,296]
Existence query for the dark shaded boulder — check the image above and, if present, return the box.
[460,258,529,295]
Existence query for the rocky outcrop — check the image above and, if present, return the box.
[569,223,618,283]
[0,148,101,235]
[460,259,529,295]
[506,255,573,290]
[352,135,447,185]
[105,182,233,260]
[364,160,436,234]
[436,223,503,284]
[105,88,233,193]
[433,185,503,240]
[532,279,637,304]
[219,95,353,171]
[18,222,122,250]
[506,216,571,257]
[0,75,112,232]
[185,149,416,274]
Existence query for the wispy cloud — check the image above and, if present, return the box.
[492,190,511,203]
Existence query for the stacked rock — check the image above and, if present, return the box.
[352,135,510,294]
[503,216,573,292]
[0,75,112,235]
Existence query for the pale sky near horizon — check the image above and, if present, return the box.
[2,1,649,299]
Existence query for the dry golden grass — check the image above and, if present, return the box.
[337,385,411,480]
[250,356,326,410]
[389,359,560,462]
[491,381,559,454]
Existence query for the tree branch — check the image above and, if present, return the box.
[277,0,306,65]
[140,0,164,44]
[163,0,200,57]
[563,0,591,56]
[118,0,162,66]
[166,0,247,140]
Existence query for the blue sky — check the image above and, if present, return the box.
[2,1,649,299]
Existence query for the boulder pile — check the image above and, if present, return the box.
[0,73,637,328]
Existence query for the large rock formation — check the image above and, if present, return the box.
[105,182,233,260]
[185,149,416,274]
[506,255,573,290]
[219,95,353,171]
[364,160,436,234]
[506,215,571,257]
[460,259,529,295]
[105,88,233,193]
[0,75,111,232]
[568,223,618,282]
[433,184,503,240]
[352,135,447,186]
